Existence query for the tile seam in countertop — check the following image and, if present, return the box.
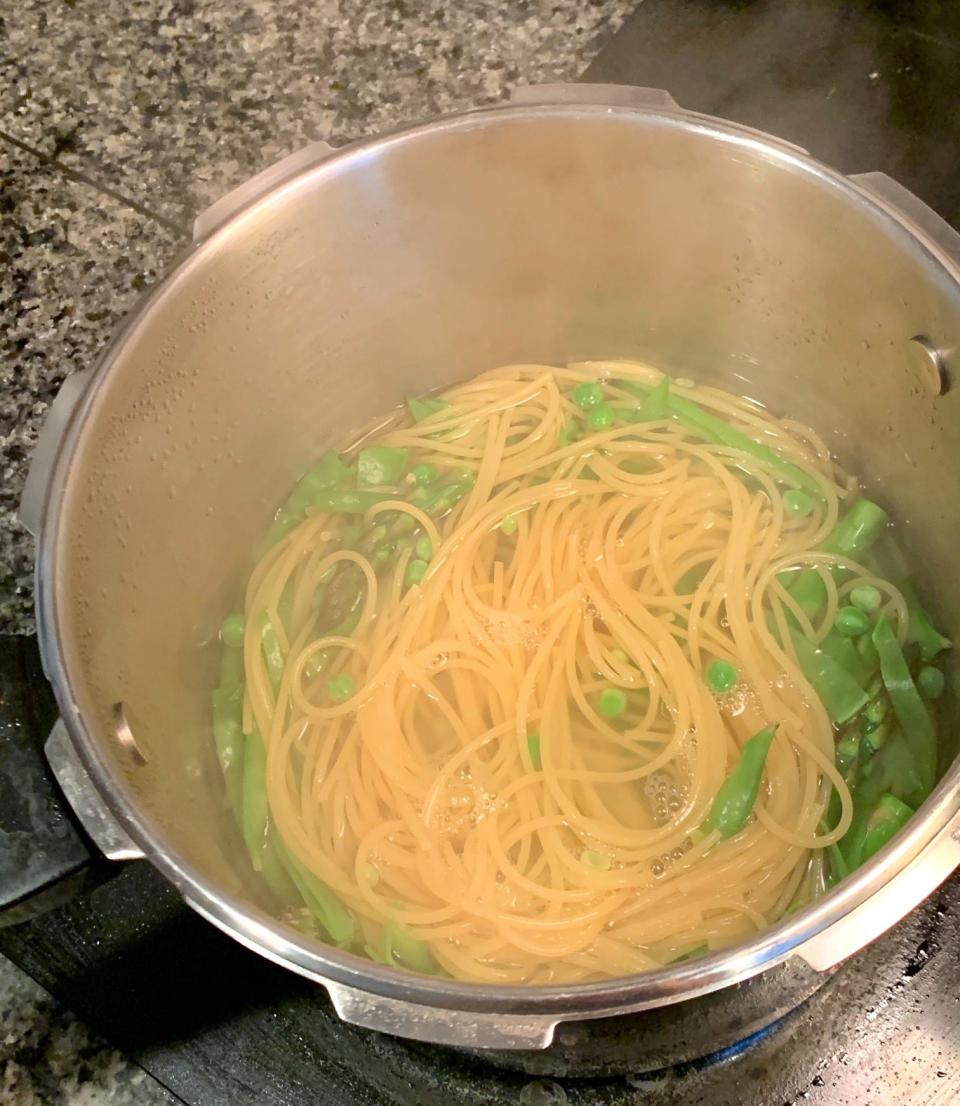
[0,128,189,236]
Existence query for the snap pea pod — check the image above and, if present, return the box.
[527,732,542,769]
[241,727,269,866]
[839,763,883,870]
[791,631,869,725]
[674,398,824,497]
[619,378,824,495]
[607,406,642,425]
[820,816,850,887]
[407,395,449,423]
[211,684,244,814]
[787,498,889,616]
[903,584,951,661]
[836,731,862,777]
[859,793,915,864]
[840,758,917,870]
[280,848,357,946]
[258,825,298,903]
[872,616,937,796]
[259,611,285,695]
[357,446,410,488]
[669,943,709,964]
[637,375,671,420]
[823,499,890,558]
[883,729,932,809]
[786,569,828,618]
[262,451,354,548]
[220,645,244,687]
[826,729,862,832]
[313,489,395,514]
[234,721,295,901]
[706,723,777,838]
[380,921,436,973]
[817,627,875,687]
[423,480,472,518]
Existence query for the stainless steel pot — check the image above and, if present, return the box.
[18,84,960,1070]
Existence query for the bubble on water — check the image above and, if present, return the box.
[643,771,687,825]
[650,859,665,877]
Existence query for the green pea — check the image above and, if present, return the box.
[580,849,612,871]
[415,535,433,561]
[917,665,945,700]
[326,674,357,703]
[405,558,429,586]
[559,419,584,446]
[611,648,631,665]
[598,687,628,718]
[412,462,439,486]
[783,489,814,517]
[500,514,518,535]
[850,585,882,614]
[588,404,615,431]
[836,605,871,637]
[572,381,604,410]
[707,659,739,695]
[220,613,246,648]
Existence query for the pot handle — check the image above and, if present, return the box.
[192,139,337,243]
[794,805,960,972]
[323,981,558,1050]
[0,636,130,926]
[851,172,960,265]
[43,720,144,861]
[511,81,680,111]
[510,82,810,157]
[19,368,94,539]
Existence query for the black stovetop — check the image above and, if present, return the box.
[4,2,960,1103]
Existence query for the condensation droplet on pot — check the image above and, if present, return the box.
[519,1081,567,1106]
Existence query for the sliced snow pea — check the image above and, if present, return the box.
[791,631,869,725]
[872,616,937,797]
[706,723,777,838]
[357,445,410,488]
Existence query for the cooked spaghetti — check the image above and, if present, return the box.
[210,361,947,983]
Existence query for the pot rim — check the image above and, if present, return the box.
[36,97,960,1019]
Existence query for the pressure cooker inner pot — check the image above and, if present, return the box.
[51,108,960,960]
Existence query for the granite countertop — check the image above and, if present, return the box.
[0,0,634,1101]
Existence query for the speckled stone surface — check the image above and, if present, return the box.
[0,142,183,636]
[0,0,635,638]
[0,0,634,1100]
[1,956,178,1106]
[1,0,635,227]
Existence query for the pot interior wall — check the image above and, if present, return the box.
[53,108,960,917]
